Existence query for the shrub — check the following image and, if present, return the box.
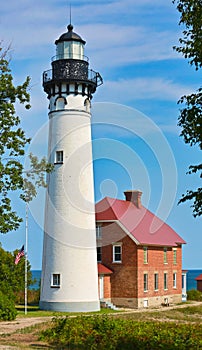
[187,289,202,301]
[0,291,17,320]
[40,315,202,349]
[15,289,40,305]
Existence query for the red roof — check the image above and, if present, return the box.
[96,197,186,246]
[97,263,113,275]
[195,274,202,281]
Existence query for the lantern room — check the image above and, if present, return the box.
[54,24,86,61]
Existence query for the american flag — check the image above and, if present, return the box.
[15,245,25,265]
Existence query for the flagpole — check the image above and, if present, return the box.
[25,202,28,315]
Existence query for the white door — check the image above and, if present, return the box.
[99,276,104,299]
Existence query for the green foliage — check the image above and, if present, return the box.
[173,0,202,217]
[0,46,53,233]
[173,0,202,70]
[0,244,33,303]
[21,153,54,203]
[0,46,31,233]
[0,290,17,320]
[40,315,202,349]
[16,289,40,306]
[187,289,202,301]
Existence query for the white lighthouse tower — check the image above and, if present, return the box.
[39,23,102,312]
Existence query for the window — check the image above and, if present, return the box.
[164,273,168,290]
[164,248,167,264]
[182,274,185,289]
[97,247,102,262]
[96,225,102,239]
[51,274,60,288]
[173,248,177,265]
[55,97,65,110]
[113,244,122,263]
[173,273,177,288]
[55,150,63,164]
[143,247,148,264]
[154,273,159,290]
[144,273,148,292]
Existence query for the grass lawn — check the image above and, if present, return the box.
[16,304,121,318]
[0,302,201,349]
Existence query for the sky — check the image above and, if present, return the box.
[0,0,201,270]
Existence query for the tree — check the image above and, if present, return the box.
[0,45,31,232]
[21,153,53,204]
[0,46,53,232]
[173,0,202,217]
[0,243,33,320]
[0,243,33,297]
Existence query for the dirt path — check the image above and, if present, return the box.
[0,316,52,349]
[0,316,52,336]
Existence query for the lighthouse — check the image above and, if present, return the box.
[39,24,103,312]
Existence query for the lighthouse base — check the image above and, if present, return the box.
[39,300,100,312]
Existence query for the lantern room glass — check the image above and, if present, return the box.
[56,41,84,60]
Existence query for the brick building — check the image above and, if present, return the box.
[195,274,202,292]
[96,190,186,308]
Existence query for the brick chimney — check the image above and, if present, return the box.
[124,190,142,208]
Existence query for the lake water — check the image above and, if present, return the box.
[31,270,41,289]
[186,269,202,290]
[31,269,202,291]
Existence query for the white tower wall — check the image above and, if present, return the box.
[40,24,102,312]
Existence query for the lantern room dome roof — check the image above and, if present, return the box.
[55,24,86,45]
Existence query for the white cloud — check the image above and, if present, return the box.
[96,77,194,103]
[1,0,180,68]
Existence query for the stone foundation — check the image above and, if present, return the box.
[112,294,182,309]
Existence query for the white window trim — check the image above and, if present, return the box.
[173,248,177,265]
[112,243,122,263]
[96,225,102,240]
[164,247,168,264]
[144,273,148,292]
[164,272,168,290]
[143,246,148,264]
[55,150,64,164]
[173,272,177,288]
[154,273,159,291]
[51,273,61,288]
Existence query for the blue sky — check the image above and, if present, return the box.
[1,0,201,270]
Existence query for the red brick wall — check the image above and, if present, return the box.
[98,221,183,303]
[197,281,202,292]
[104,275,111,298]
[98,275,111,299]
[100,222,138,298]
[137,245,182,298]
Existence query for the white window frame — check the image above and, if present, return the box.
[173,272,177,288]
[51,273,61,288]
[113,243,122,263]
[154,273,159,291]
[182,274,185,289]
[173,248,177,265]
[144,273,148,292]
[164,273,168,290]
[164,247,168,264]
[96,225,102,239]
[143,246,148,264]
[55,150,64,164]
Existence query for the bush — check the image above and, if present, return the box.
[0,291,17,320]
[40,315,202,349]
[15,289,40,305]
[187,289,202,301]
